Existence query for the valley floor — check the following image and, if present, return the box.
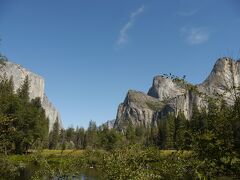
[2,147,238,180]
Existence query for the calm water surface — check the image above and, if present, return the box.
[16,167,100,180]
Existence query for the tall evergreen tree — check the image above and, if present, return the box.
[49,118,60,149]
[86,120,99,149]
[135,125,145,144]
[232,97,240,153]
[125,122,136,144]
[0,114,16,155]
[149,125,158,147]
[75,127,86,149]
[158,118,167,149]
[17,75,30,102]
[190,104,201,132]
[165,114,175,149]
[174,112,187,149]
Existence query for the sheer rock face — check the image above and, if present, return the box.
[0,61,61,131]
[148,76,186,100]
[199,57,240,104]
[115,90,164,128]
[114,57,240,129]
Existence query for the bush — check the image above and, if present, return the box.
[0,155,20,180]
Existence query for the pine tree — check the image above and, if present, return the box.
[99,126,122,151]
[17,76,30,102]
[190,104,201,132]
[125,122,136,144]
[0,114,16,155]
[75,127,86,149]
[149,125,158,147]
[165,114,175,149]
[232,97,240,153]
[158,118,167,149]
[174,112,187,149]
[86,120,99,149]
[49,118,60,149]
[135,125,145,144]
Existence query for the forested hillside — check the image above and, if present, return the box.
[0,57,49,154]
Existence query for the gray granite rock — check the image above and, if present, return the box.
[148,75,185,100]
[199,57,240,104]
[115,90,164,129]
[0,61,62,131]
[101,119,115,129]
[115,57,240,129]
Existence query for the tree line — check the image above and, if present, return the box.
[49,96,240,157]
[0,67,240,162]
[0,75,49,154]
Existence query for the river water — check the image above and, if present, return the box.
[16,167,100,180]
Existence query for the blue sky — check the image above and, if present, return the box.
[0,0,240,128]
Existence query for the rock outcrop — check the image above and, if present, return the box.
[114,57,240,129]
[0,61,61,131]
[115,90,164,128]
[101,119,115,129]
[199,57,240,104]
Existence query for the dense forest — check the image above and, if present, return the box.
[49,92,240,154]
[0,56,240,179]
[0,72,49,154]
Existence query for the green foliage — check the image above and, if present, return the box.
[17,75,30,102]
[125,122,136,143]
[0,115,16,154]
[174,112,187,149]
[48,119,60,149]
[102,145,156,180]
[1,71,240,178]
[189,97,240,178]
[0,155,20,180]
[231,97,240,154]
[0,76,49,154]
[74,127,86,149]
[165,114,175,148]
[99,125,123,151]
[86,120,99,149]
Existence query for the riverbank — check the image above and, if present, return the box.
[2,148,188,179]
[1,146,239,180]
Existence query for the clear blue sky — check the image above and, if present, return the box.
[0,0,240,128]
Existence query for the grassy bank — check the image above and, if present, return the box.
[1,147,239,180]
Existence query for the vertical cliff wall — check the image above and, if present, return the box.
[114,57,240,129]
[0,61,61,131]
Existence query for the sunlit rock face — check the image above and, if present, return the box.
[148,75,186,100]
[0,61,62,131]
[115,90,164,129]
[115,57,240,129]
[199,57,240,104]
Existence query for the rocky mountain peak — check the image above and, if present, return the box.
[115,90,164,128]
[200,57,240,102]
[114,57,240,129]
[147,75,186,100]
[203,57,240,85]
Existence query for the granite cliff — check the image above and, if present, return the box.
[0,61,61,131]
[114,57,240,129]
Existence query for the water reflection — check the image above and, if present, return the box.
[17,167,100,180]
[52,174,97,180]
[52,170,99,180]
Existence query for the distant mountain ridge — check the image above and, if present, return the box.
[0,60,62,131]
[114,57,240,129]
